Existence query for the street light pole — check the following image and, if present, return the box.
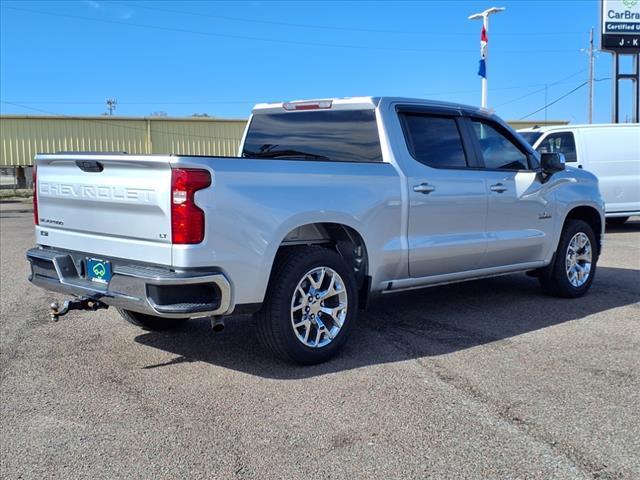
[469,7,505,109]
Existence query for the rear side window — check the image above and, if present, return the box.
[471,120,530,170]
[242,110,383,163]
[400,114,467,168]
[537,132,577,162]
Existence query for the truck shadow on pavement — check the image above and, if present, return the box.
[603,219,640,234]
[134,264,640,379]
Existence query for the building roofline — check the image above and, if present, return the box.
[0,114,248,122]
[517,122,638,131]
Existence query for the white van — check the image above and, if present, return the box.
[519,124,640,223]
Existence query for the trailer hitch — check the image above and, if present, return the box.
[50,297,109,322]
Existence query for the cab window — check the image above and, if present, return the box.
[399,114,468,168]
[471,119,530,170]
[537,132,577,163]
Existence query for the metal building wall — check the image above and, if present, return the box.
[149,119,245,157]
[0,115,248,167]
[507,120,570,130]
[1,114,569,167]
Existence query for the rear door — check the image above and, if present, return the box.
[397,108,489,278]
[467,117,555,268]
[36,154,174,264]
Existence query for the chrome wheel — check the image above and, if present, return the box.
[565,232,592,288]
[290,266,348,348]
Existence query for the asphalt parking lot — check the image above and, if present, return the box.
[1,202,639,479]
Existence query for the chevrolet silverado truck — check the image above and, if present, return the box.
[27,97,605,364]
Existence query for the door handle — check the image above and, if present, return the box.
[490,183,508,193]
[413,183,436,194]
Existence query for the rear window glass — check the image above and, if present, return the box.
[242,110,383,163]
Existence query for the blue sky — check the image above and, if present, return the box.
[0,0,634,123]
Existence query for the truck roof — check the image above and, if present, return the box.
[252,96,488,116]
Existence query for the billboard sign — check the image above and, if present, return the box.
[601,0,640,52]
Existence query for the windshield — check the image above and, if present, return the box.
[242,109,383,163]
[518,131,543,146]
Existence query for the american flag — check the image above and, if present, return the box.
[478,25,488,78]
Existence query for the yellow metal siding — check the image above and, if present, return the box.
[150,120,244,157]
[0,116,247,166]
[1,115,566,167]
[508,120,570,130]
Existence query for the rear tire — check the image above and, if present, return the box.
[539,219,597,298]
[606,216,629,226]
[255,246,358,365]
[117,308,189,331]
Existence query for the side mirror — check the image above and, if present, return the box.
[540,152,566,174]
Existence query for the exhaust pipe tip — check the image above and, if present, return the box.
[210,317,225,333]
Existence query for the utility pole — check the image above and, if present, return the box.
[106,98,117,116]
[469,7,505,109]
[544,84,548,126]
[588,27,595,124]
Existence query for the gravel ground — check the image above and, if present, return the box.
[1,206,639,479]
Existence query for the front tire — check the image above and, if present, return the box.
[255,246,358,365]
[539,219,597,298]
[117,308,189,331]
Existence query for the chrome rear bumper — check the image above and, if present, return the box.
[27,247,232,318]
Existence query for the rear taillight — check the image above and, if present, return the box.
[33,166,38,225]
[171,168,211,244]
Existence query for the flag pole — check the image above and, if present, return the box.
[469,7,505,109]
[481,14,488,109]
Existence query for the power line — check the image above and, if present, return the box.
[1,5,582,55]
[0,100,258,105]
[519,82,588,120]
[495,86,547,108]
[0,83,584,106]
[0,5,474,54]
[495,68,588,108]
[120,1,586,37]
[0,71,596,108]
[516,75,612,119]
[2,65,605,123]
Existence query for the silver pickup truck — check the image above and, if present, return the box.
[27,97,605,364]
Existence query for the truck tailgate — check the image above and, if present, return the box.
[35,154,173,264]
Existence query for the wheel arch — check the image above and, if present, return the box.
[270,221,371,305]
[562,205,603,257]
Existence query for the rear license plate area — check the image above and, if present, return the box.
[86,258,112,284]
